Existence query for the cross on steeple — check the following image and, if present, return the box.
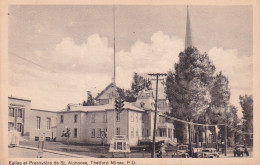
[185,5,193,49]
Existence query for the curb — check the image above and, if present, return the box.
[16,145,90,158]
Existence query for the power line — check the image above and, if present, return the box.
[9,52,57,73]
[9,51,97,93]
[159,112,253,135]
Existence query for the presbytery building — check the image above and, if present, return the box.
[56,83,176,146]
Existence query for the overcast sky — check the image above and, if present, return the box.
[8,5,252,118]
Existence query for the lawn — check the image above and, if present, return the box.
[19,141,158,158]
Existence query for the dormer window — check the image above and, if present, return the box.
[140,102,145,108]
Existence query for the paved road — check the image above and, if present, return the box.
[9,147,79,158]
[9,146,253,158]
[219,152,253,158]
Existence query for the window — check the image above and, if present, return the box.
[9,107,14,117]
[116,112,120,121]
[91,113,95,123]
[168,128,172,138]
[116,127,120,135]
[103,112,107,123]
[74,114,78,123]
[35,136,39,141]
[97,128,102,137]
[74,128,77,138]
[17,109,23,118]
[136,113,138,123]
[142,128,145,137]
[45,137,51,141]
[103,128,107,138]
[8,122,14,131]
[131,127,134,137]
[17,123,22,132]
[47,118,51,130]
[60,115,64,123]
[131,112,134,122]
[151,103,154,108]
[142,114,144,123]
[136,128,139,137]
[91,128,95,137]
[36,117,41,129]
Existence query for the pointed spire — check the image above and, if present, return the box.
[185,5,193,49]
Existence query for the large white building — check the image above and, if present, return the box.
[8,97,57,141]
[56,83,175,146]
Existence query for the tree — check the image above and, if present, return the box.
[165,47,216,143]
[117,87,136,102]
[239,94,253,145]
[116,73,152,103]
[208,72,231,143]
[131,72,152,95]
[61,128,71,145]
[83,91,95,106]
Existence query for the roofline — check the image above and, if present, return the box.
[31,109,57,113]
[57,108,145,113]
[95,82,115,100]
[8,97,31,102]
[58,110,83,113]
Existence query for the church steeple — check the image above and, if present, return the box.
[185,6,193,49]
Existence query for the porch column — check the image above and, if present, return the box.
[172,128,174,140]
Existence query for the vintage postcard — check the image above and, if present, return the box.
[1,0,260,165]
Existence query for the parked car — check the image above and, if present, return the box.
[201,148,220,158]
[192,147,203,158]
[172,145,190,158]
[233,145,249,157]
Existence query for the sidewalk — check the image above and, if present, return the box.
[16,145,90,158]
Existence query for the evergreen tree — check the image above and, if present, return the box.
[131,72,152,95]
[208,72,231,143]
[165,47,216,143]
[239,94,253,145]
[116,72,152,103]
[82,91,95,106]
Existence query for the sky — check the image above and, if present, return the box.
[8,5,253,118]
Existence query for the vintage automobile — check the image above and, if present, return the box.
[233,145,249,157]
[192,147,203,158]
[201,148,220,158]
[172,145,190,158]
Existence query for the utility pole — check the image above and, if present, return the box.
[205,112,208,148]
[224,106,227,156]
[148,73,167,158]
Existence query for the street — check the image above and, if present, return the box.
[8,144,253,158]
[8,146,87,158]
